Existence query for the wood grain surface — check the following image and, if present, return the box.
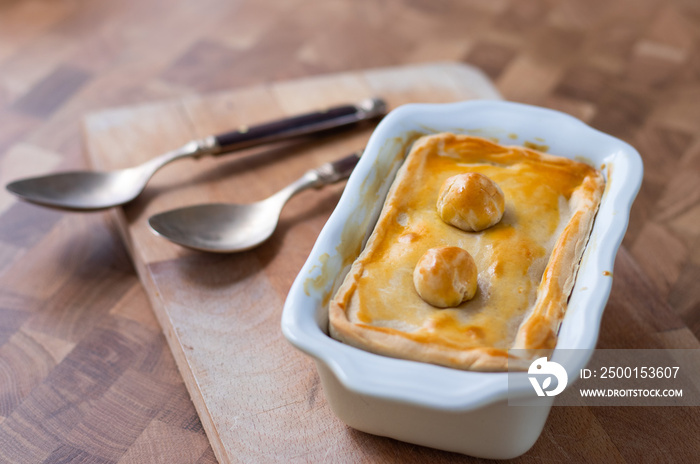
[1,0,699,463]
[82,62,500,464]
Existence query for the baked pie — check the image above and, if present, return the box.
[329,133,605,371]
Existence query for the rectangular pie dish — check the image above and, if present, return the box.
[281,100,643,459]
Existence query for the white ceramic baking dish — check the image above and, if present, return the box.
[281,100,643,459]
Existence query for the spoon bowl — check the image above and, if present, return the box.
[6,168,152,211]
[148,152,361,253]
[149,201,283,252]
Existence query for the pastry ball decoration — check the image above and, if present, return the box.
[413,246,478,308]
[436,172,505,232]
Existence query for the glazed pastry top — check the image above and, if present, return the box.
[329,133,605,370]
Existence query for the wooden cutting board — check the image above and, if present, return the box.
[82,62,501,463]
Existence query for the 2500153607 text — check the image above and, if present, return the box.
[584,366,681,379]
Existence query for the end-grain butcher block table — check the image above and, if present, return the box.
[1,0,700,463]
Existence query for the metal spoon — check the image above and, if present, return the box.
[5,98,385,211]
[148,151,361,253]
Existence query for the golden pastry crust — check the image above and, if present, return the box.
[437,173,505,232]
[413,246,478,308]
[329,133,605,371]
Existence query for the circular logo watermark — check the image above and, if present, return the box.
[528,357,568,397]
